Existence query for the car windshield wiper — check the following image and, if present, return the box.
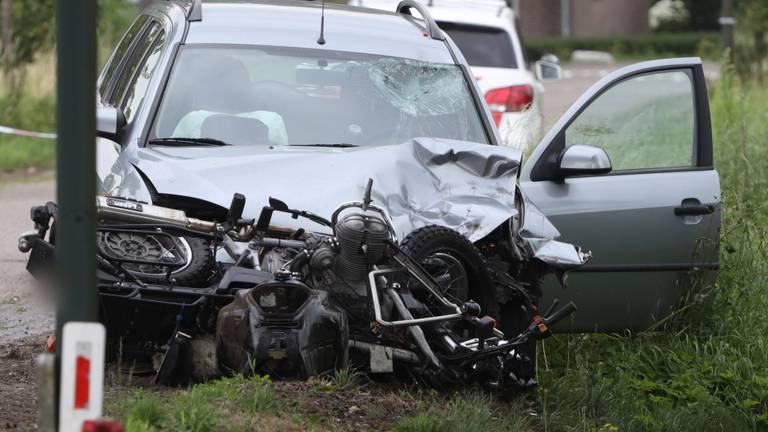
[288,143,360,148]
[148,137,230,147]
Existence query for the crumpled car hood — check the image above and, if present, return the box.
[106,139,587,269]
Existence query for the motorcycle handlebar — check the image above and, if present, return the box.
[544,301,577,327]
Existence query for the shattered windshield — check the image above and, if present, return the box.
[152,46,489,147]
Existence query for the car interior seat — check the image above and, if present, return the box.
[157,54,258,137]
[200,114,271,146]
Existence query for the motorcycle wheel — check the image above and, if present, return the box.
[99,233,215,287]
[399,226,497,318]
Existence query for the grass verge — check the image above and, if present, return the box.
[0,89,56,172]
[0,135,55,172]
[109,375,283,432]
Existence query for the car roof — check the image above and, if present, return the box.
[181,0,455,64]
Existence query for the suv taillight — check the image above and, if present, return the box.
[484,85,533,126]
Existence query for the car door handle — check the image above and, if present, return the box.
[674,203,716,216]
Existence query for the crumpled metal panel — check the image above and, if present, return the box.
[518,194,589,269]
[104,138,588,269]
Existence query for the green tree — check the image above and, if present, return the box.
[0,0,136,89]
[0,0,54,88]
[98,0,140,48]
[734,0,768,77]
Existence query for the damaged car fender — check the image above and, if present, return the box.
[97,137,153,203]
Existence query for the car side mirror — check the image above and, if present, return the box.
[558,145,612,177]
[96,105,126,140]
[534,54,562,81]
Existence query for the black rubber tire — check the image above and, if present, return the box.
[128,236,215,287]
[399,226,498,318]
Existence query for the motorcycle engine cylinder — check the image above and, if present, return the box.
[334,213,390,281]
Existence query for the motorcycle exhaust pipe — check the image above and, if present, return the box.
[96,196,216,233]
[349,340,421,364]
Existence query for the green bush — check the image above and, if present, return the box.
[525,32,722,61]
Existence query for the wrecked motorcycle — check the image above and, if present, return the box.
[20,179,580,394]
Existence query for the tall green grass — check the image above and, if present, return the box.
[395,391,535,432]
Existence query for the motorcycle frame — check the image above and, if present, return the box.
[367,267,464,328]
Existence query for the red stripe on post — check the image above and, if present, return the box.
[74,355,91,409]
[82,419,125,432]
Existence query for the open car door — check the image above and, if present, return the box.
[520,58,720,332]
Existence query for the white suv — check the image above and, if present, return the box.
[350,0,545,151]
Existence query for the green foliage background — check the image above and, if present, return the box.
[2,0,55,70]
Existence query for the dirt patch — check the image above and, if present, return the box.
[0,334,47,431]
[273,380,428,430]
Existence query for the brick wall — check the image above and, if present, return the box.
[518,0,561,39]
[517,0,649,39]
[571,0,649,37]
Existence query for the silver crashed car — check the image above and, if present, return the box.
[20,0,720,389]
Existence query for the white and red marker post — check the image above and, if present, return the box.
[58,323,107,432]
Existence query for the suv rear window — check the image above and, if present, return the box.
[438,22,517,69]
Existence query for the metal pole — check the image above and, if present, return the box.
[720,0,735,59]
[55,0,98,425]
[55,0,98,332]
[560,0,571,37]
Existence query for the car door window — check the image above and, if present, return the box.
[109,22,163,120]
[120,28,166,122]
[565,70,696,171]
[99,15,149,101]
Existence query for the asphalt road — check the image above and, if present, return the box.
[0,61,719,346]
[0,178,55,345]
